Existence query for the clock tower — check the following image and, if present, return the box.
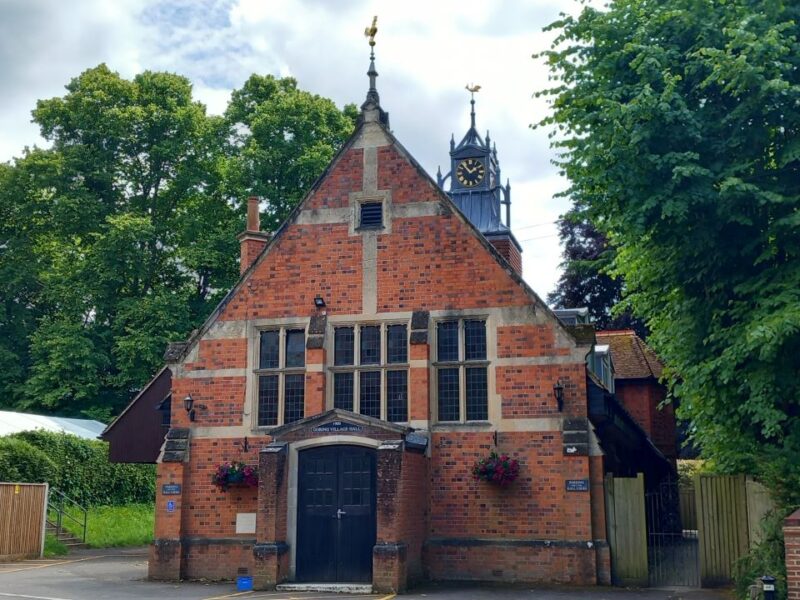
[437,88,522,274]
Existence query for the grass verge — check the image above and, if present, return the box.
[44,533,68,557]
[59,503,154,548]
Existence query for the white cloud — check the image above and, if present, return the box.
[0,0,596,297]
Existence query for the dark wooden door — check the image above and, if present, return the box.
[296,445,376,582]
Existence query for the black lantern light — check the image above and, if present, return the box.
[553,380,565,412]
[184,394,195,422]
[314,296,326,308]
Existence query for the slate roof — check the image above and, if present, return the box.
[596,330,664,380]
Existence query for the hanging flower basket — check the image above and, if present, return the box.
[472,451,520,487]
[212,461,258,492]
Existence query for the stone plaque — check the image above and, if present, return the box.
[311,420,363,433]
[236,513,256,534]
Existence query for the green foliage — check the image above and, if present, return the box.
[0,65,354,418]
[676,459,710,489]
[58,503,155,548]
[734,508,790,600]
[539,0,800,507]
[0,436,57,483]
[0,431,155,506]
[43,533,69,557]
[224,74,358,231]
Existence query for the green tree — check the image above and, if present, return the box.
[539,1,800,506]
[225,74,358,231]
[0,66,357,420]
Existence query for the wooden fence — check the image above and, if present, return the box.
[695,475,775,587]
[605,473,648,586]
[0,483,49,561]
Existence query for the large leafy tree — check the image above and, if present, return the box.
[0,66,356,420]
[548,206,645,336]
[539,1,800,505]
[224,74,358,231]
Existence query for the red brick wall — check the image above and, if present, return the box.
[425,543,597,584]
[376,215,530,312]
[786,509,800,600]
[498,363,587,418]
[615,380,676,462]
[429,432,592,542]
[183,438,263,537]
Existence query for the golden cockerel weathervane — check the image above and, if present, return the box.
[364,16,378,48]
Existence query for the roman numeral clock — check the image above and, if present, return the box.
[455,158,485,188]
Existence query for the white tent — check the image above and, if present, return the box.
[0,411,105,440]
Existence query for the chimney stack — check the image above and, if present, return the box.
[486,233,523,277]
[237,196,271,274]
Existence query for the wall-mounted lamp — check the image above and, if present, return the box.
[183,394,206,422]
[183,394,195,421]
[553,380,565,412]
[314,296,326,308]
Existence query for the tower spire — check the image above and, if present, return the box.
[466,83,481,129]
[360,16,389,125]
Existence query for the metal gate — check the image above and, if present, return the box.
[646,478,699,587]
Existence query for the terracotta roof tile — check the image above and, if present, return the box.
[596,330,663,380]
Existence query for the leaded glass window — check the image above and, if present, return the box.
[256,328,306,426]
[435,319,489,422]
[330,323,409,422]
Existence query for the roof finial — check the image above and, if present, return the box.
[465,83,481,129]
[363,16,380,107]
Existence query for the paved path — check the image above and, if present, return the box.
[0,549,732,600]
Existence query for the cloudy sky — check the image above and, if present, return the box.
[0,0,592,299]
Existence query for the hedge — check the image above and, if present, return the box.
[0,430,155,506]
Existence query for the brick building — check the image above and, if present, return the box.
[595,330,677,466]
[145,51,673,592]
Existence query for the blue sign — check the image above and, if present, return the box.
[167,500,176,512]
[312,420,363,433]
[565,479,590,492]
[162,484,181,495]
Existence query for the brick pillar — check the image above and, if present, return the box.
[148,461,186,580]
[253,443,289,589]
[785,509,800,600]
[374,441,407,593]
[409,310,430,423]
[373,441,429,593]
[304,347,326,417]
[409,343,429,422]
[238,196,270,274]
[305,314,327,417]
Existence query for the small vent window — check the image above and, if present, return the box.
[359,202,383,228]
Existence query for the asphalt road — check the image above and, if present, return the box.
[0,548,733,600]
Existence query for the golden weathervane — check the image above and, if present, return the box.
[364,16,378,48]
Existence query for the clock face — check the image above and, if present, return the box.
[456,158,485,187]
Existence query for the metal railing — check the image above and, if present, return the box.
[46,489,87,544]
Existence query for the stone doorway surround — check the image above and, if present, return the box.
[251,409,429,594]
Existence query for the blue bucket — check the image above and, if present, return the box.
[236,575,253,591]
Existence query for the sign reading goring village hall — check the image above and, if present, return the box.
[311,420,363,434]
[565,479,590,492]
